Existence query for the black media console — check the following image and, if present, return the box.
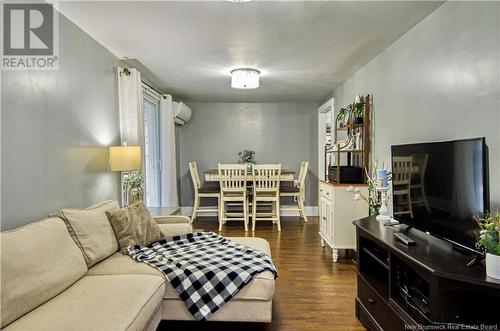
[353,217,500,331]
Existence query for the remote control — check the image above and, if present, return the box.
[394,232,416,246]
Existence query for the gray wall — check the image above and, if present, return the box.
[330,1,500,209]
[1,13,122,230]
[177,102,319,208]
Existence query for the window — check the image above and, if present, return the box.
[143,91,161,207]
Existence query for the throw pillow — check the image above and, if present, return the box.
[57,200,120,267]
[105,202,164,254]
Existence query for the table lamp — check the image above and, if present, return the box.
[109,144,141,207]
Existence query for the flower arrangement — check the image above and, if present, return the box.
[347,161,391,216]
[128,170,144,189]
[127,170,144,205]
[238,150,255,164]
[475,212,500,256]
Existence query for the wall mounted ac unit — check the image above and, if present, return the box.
[173,102,192,125]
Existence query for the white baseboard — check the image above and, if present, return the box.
[180,206,318,217]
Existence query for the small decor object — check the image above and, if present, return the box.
[127,170,144,205]
[374,168,393,222]
[376,169,388,188]
[238,150,255,172]
[475,213,500,279]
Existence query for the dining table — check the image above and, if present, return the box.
[204,169,295,182]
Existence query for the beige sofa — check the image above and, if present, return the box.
[0,211,275,330]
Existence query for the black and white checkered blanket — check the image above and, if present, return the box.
[127,232,277,321]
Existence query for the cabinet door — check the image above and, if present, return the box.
[325,199,334,245]
[319,197,327,236]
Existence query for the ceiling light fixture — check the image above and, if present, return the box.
[231,68,260,89]
[226,0,252,3]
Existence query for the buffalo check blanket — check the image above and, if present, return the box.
[127,232,277,321]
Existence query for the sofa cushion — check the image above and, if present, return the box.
[57,200,120,267]
[0,217,87,328]
[87,252,164,278]
[106,202,164,254]
[3,275,165,331]
[87,222,192,278]
[88,236,275,302]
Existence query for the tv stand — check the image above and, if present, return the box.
[354,217,500,331]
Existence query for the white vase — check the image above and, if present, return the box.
[485,253,500,279]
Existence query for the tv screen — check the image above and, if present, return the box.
[391,138,488,253]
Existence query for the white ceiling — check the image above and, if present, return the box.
[58,1,442,102]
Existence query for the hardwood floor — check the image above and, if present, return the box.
[159,216,365,331]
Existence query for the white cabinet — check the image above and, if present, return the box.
[318,181,369,262]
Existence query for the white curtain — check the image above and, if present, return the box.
[117,67,144,148]
[159,94,179,207]
[117,67,146,200]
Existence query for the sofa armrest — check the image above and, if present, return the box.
[154,215,190,225]
[156,216,192,237]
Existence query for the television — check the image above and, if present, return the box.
[391,138,489,254]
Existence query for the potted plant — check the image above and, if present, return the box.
[128,170,144,205]
[352,101,364,124]
[336,107,349,128]
[238,150,255,172]
[475,212,500,279]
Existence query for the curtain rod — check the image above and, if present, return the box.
[122,68,165,97]
[142,80,165,98]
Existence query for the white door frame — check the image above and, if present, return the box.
[318,98,334,184]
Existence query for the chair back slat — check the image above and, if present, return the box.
[253,164,281,192]
[392,156,413,185]
[189,162,201,190]
[218,164,248,192]
[298,161,309,189]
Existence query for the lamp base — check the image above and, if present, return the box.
[121,172,130,208]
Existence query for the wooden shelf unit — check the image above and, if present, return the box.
[325,95,371,183]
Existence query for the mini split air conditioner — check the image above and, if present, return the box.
[173,102,192,125]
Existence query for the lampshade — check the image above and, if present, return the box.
[231,68,260,89]
[109,145,141,171]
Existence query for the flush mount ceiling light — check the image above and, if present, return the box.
[231,68,260,89]
[226,0,252,2]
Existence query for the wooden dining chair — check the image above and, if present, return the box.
[218,164,249,231]
[280,161,309,223]
[392,156,414,218]
[252,164,282,232]
[189,162,220,224]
